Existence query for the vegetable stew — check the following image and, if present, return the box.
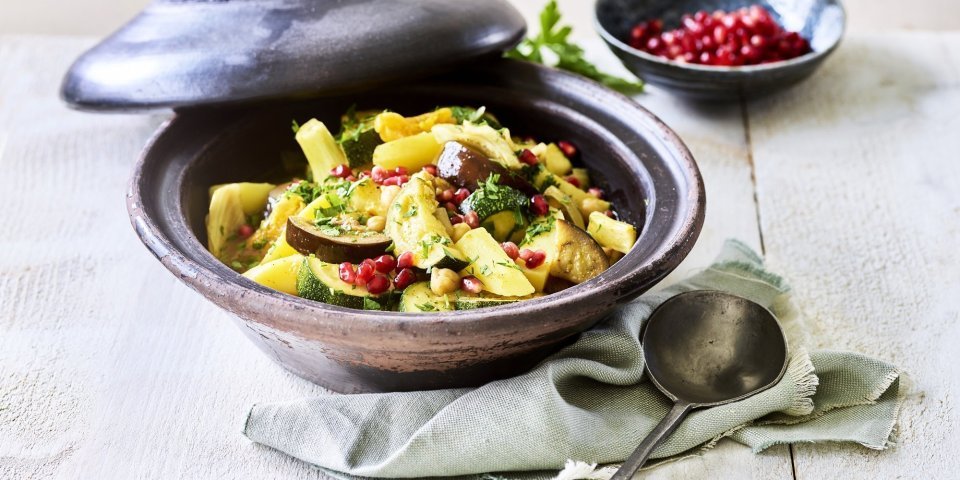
[205,106,638,312]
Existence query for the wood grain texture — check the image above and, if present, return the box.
[747,32,960,479]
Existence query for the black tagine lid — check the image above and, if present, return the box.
[61,0,527,111]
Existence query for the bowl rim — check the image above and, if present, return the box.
[592,0,847,74]
[126,60,705,339]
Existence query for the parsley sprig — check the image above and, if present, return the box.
[506,1,643,94]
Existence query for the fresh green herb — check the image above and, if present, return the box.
[495,259,522,271]
[291,119,301,134]
[404,205,418,218]
[363,298,382,310]
[287,181,323,203]
[230,261,244,270]
[385,242,395,253]
[251,238,268,250]
[523,213,556,244]
[479,263,493,276]
[416,302,438,312]
[505,0,643,94]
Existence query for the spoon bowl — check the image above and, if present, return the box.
[644,290,789,405]
[612,291,788,479]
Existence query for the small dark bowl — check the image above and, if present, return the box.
[594,0,846,100]
[127,60,704,393]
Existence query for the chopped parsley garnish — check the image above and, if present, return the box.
[287,181,323,203]
[523,214,556,244]
[291,119,300,134]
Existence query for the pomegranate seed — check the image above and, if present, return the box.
[565,175,581,188]
[463,211,480,229]
[381,176,399,186]
[519,149,538,166]
[588,187,605,199]
[630,25,647,40]
[525,250,546,269]
[345,175,357,182]
[371,166,389,184]
[382,175,409,187]
[373,254,396,273]
[393,166,408,177]
[500,242,520,260]
[450,214,464,225]
[453,188,471,204]
[237,224,254,239]
[356,259,376,285]
[330,164,352,178]
[339,262,357,284]
[460,276,483,294]
[530,194,549,216]
[366,274,390,295]
[397,251,415,270]
[444,202,458,212]
[700,52,716,65]
[422,165,438,176]
[393,268,417,290]
[646,37,663,52]
[519,249,534,262]
[557,140,577,158]
[439,188,455,202]
[604,210,615,218]
[358,170,371,179]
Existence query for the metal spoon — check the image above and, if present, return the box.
[611,291,789,479]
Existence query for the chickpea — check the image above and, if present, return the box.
[579,197,610,218]
[430,268,460,295]
[450,222,471,243]
[365,215,386,232]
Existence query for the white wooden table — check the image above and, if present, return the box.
[1,5,958,479]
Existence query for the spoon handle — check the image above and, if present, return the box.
[611,401,693,480]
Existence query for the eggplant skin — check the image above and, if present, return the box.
[550,220,609,284]
[436,141,536,195]
[285,217,390,263]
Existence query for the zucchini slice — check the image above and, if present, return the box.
[338,110,383,167]
[454,291,541,310]
[399,282,454,313]
[296,257,396,310]
[455,228,534,297]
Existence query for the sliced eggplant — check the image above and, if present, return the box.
[286,216,391,263]
[436,141,536,195]
[550,219,609,284]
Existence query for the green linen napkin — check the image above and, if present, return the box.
[243,240,904,479]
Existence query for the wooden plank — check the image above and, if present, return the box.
[747,32,960,479]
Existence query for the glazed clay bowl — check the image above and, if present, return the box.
[594,0,846,100]
[128,59,705,393]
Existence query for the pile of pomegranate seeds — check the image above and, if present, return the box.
[338,254,418,294]
[370,166,410,186]
[629,6,811,66]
